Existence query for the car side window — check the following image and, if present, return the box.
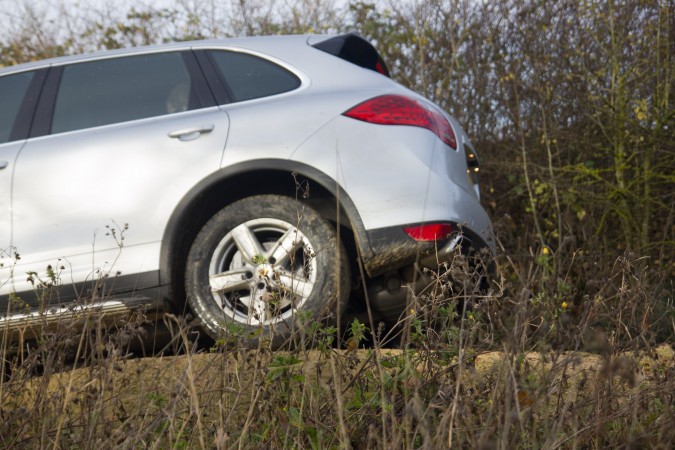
[208,50,300,102]
[51,52,199,134]
[0,71,35,144]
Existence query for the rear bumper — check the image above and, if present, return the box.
[363,222,494,276]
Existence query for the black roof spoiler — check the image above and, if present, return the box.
[311,33,390,77]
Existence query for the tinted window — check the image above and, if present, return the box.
[52,52,199,134]
[209,51,300,102]
[0,71,34,144]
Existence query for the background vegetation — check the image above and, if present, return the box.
[1,0,673,448]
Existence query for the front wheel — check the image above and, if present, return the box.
[185,195,349,347]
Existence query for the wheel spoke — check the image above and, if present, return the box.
[237,294,253,308]
[251,296,268,323]
[266,227,301,267]
[209,268,252,292]
[231,224,265,263]
[277,272,314,299]
[275,295,293,311]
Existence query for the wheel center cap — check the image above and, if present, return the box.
[255,263,273,280]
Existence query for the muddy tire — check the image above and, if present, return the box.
[185,195,349,348]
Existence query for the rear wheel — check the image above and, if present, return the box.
[185,195,349,347]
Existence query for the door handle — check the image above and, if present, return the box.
[0,161,8,170]
[168,124,215,142]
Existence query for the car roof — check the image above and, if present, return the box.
[0,34,335,76]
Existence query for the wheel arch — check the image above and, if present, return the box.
[159,159,370,308]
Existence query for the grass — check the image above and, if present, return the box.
[1,249,673,449]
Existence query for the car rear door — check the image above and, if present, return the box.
[9,50,230,301]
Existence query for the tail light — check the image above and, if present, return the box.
[343,94,457,149]
[404,223,454,241]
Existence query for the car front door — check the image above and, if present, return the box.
[0,140,23,293]
[9,50,230,301]
[0,69,44,298]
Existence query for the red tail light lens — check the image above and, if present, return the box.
[404,223,454,241]
[343,95,457,149]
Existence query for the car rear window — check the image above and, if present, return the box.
[312,33,390,77]
[0,71,35,144]
[51,52,200,134]
[207,50,300,102]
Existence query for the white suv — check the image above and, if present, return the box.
[0,34,494,345]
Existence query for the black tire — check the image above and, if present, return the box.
[185,195,349,347]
